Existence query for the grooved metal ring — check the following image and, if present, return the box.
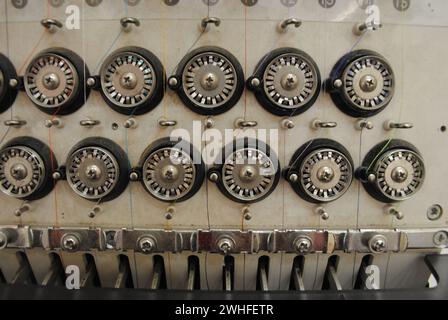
[24,53,79,109]
[373,149,425,201]
[0,146,45,199]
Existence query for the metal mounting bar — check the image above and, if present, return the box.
[3,226,448,253]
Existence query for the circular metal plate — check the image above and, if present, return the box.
[142,147,196,202]
[182,51,238,110]
[342,55,394,111]
[100,51,156,110]
[0,146,45,198]
[24,53,79,109]
[263,53,319,110]
[299,148,353,202]
[66,146,120,200]
[222,147,277,202]
[374,149,425,201]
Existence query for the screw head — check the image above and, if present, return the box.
[281,119,295,129]
[61,234,81,252]
[209,172,219,182]
[369,235,388,253]
[433,231,448,248]
[242,206,252,220]
[168,77,178,88]
[9,78,18,88]
[250,77,260,87]
[138,236,156,254]
[295,237,312,254]
[289,173,299,183]
[165,207,175,220]
[333,79,343,89]
[129,172,139,181]
[217,237,234,255]
[427,205,443,221]
[52,171,62,180]
[86,77,96,87]
[204,117,215,129]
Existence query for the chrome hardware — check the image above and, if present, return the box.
[311,119,337,129]
[4,119,27,128]
[234,118,258,129]
[80,119,101,127]
[384,120,414,130]
[41,19,63,33]
[120,17,141,32]
[278,18,302,33]
[158,118,177,128]
[200,17,221,31]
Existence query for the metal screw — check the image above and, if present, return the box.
[88,205,101,218]
[45,118,63,128]
[242,206,252,221]
[355,119,374,130]
[204,117,215,129]
[138,236,156,254]
[367,173,376,183]
[52,171,62,180]
[289,173,299,183]
[165,206,175,220]
[250,77,260,88]
[61,234,81,252]
[168,77,178,88]
[124,118,138,129]
[368,235,388,253]
[86,77,96,87]
[209,172,219,182]
[217,237,234,255]
[295,237,312,254]
[433,231,448,248]
[9,78,18,88]
[281,118,295,129]
[315,207,329,220]
[386,205,404,220]
[427,205,443,221]
[333,79,343,89]
[129,172,139,181]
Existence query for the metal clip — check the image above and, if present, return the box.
[41,19,63,33]
[80,119,101,127]
[158,118,177,128]
[120,17,141,32]
[384,120,414,131]
[311,119,337,130]
[4,119,27,128]
[278,18,302,33]
[353,21,382,36]
[200,17,221,31]
[234,118,258,129]
[14,202,31,217]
